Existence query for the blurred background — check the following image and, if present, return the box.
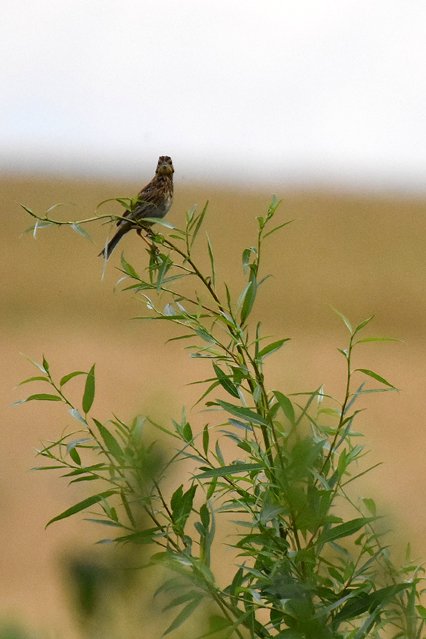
[1,1,425,637]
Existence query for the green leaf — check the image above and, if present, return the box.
[70,475,99,484]
[353,315,374,334]
[63,463,105,477]
[182,422,193,443]
[273,391,295,424]
[215,400,268,426]
[23,393,62,402]
[82,364,96,413]
[320,517,374,544]
[84,518,124,528]
[142,217,175,229]
[45,202,66,214]
[202,615,233,637]
[68,447,81,465]
[240,278,257,325]
[200,503,210,529]
[59,370,86,387]
[354,336,400,345]
[170,484,197,534]
[334,583,410,622]
[195,327,216,343]
[19,375,50,385]
[215,440,225,465]
[355,368,396,389]
[189,201,209,247]
[206,233,216,287]
[155,253,173,291]
[193,380,220,407]
[202,425,209,456]
[263,219,293,239]
[116,197,134,209]
[113,527,161,544]
[22,220,52,237]
[242,247,256,273]
[120,254,139,278]
[71,223,92,242]
[212,363,240,398]
[257,338,290,359]
[362,498,377,516]
[195,463,263,479]
[163,597,202,636]
[266,194,281,218]
[46,490,116,527]
[95,196,127,211]
[416,604,426,619]
[242,247,250,271]
[93,418,124,461]
[331,307,353,333]
[163,591,200,611]
[206,476,217,500]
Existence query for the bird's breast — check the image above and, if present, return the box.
[163,194,173,213]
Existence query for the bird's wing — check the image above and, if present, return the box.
[130,178,164,220]
[136,178,162,209]
[116,176,159,227]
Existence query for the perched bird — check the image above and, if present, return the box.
[99,155,174,259]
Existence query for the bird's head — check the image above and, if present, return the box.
[156,156,174,176]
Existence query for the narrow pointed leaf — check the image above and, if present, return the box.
[206,234,216,287]
[82,364,96,413]
[19,376,50,385]
[212,363,239,398]
[163,597,201,636]
[273,391,295,424]
[46,490,116,527]
[335,583,410,622]
[355,369,396,389]
[215,400,268,426]
[240,279,257,325]
[69,447,81,465]
[23,393,62,402]
[353,315,375,334]
[354,337,400,345]
[190,201,208,247]
[202,425,209,456]
[320,517,375,543]
[195,463,263,479]
[93,418,124,461]
[71,223,92,241]
[60,370,86,387]
[331,307,353,333]
[257,338,290,359]
[163,591,200,612]
[263,219,293,238]
[120,254,139,278]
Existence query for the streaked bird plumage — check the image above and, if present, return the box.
[99,155,174,259]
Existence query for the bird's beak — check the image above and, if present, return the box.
[159,163,173,175]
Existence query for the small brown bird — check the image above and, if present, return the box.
[99,155,174,259]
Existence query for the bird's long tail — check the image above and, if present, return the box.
[98,223,131,259]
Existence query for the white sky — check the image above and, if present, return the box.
[2,0,426,191]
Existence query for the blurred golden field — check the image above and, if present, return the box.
[1,175,425,636]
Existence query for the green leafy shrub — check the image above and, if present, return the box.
[19,198,425,638]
